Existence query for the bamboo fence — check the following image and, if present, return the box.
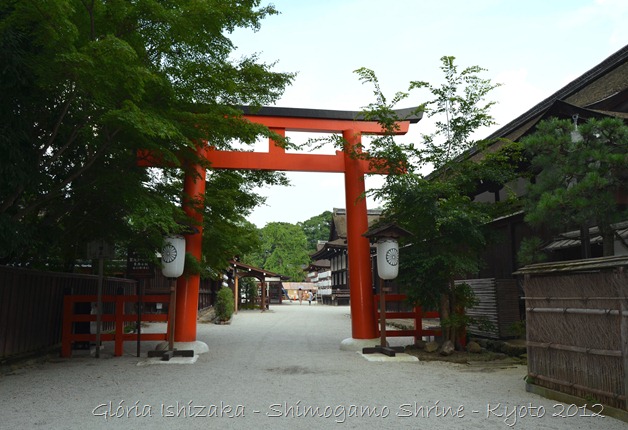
[517,256,628,410]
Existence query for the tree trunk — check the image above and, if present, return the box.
[600,224,615,257]
[440,293,451,344]
[448,280,458,346]
[580,224,591,259]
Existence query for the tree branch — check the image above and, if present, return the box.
[0,184,25,215]
[38,93,76,160]
[80,0,96,40]
[12,140,113,221]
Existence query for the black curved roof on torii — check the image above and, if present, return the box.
[239,105,423,123]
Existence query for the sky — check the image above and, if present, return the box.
[227,0,628,228]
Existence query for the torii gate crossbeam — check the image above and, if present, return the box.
[139,106,421,345]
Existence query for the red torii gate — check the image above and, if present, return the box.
[140,106,421,345]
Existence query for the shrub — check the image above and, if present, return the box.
[508,320,526,339]
[215,287,234,322]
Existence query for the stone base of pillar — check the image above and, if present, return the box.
[155,340,209,355]
[340,337,382,352]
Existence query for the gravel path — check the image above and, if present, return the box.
[0,302,623,429]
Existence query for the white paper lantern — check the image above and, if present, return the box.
[161,235,186,278]
[377,238,399,280]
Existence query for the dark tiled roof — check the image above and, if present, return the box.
[330,208,384,240]
[463,44,628,161]
[229,260,289,281]
[487,44,628,142]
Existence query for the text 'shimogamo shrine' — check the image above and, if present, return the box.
[139,106,421,343]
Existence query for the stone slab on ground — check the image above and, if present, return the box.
[358,352,420,362]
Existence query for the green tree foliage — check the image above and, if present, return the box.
[353,56,501,174]
[245,222,310,281]
[0,1,293,267]
[239,277,259,308]
[358,57,517,348]
[378,150,520,308]
[351,67,422,174]
[298,210,332,253]
[201,169,290,276]
[522,117,628,256]
[409,56,501,169]
[381,175,490,306]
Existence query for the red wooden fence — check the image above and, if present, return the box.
[0,266,136,359]
[373,293,441,341]
[61,294,170,357]
[1,266,216,361]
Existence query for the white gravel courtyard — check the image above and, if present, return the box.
[1,302,623,429]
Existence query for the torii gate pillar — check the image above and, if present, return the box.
[342,129,376,340]
[175,146,206,343]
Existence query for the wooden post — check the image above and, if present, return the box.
[618,269,628,411]
[61,296,73,358]
[95,255,104,358]
[115,294,124,357]
[362,282,404,357]
[379,279,387,347]
[234,266,239,314]
[168,278,177,350]
[136,281,142,358]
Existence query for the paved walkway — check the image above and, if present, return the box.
[1,302,624,429]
